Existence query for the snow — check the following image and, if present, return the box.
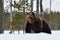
[0,30,60,40]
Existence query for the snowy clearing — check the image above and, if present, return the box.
[0,30,60,40]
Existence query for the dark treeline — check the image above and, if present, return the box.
[43,11,60,30]
[3,11,60,30]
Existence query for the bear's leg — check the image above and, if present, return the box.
[25,23,32,33]
[42,20,51,34]
[25,26,31,33]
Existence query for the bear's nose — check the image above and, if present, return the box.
[26,18,31,21]
[26,18,32,23]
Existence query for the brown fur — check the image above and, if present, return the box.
[25,12,51,34]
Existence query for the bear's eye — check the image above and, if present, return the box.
[27,13,29,15]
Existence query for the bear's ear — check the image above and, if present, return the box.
[27,13,29,15]
[32,12,35,16]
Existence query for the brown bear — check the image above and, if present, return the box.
[25,12,51,34]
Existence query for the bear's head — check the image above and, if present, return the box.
[26,12,37,24]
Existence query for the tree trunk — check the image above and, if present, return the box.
[36,0,39,15]
[0,0,4,33]
[31,0,33,12]
[40,0,43,14]
[9,0,13,33]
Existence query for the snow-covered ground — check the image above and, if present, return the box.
[0,30,60,40]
